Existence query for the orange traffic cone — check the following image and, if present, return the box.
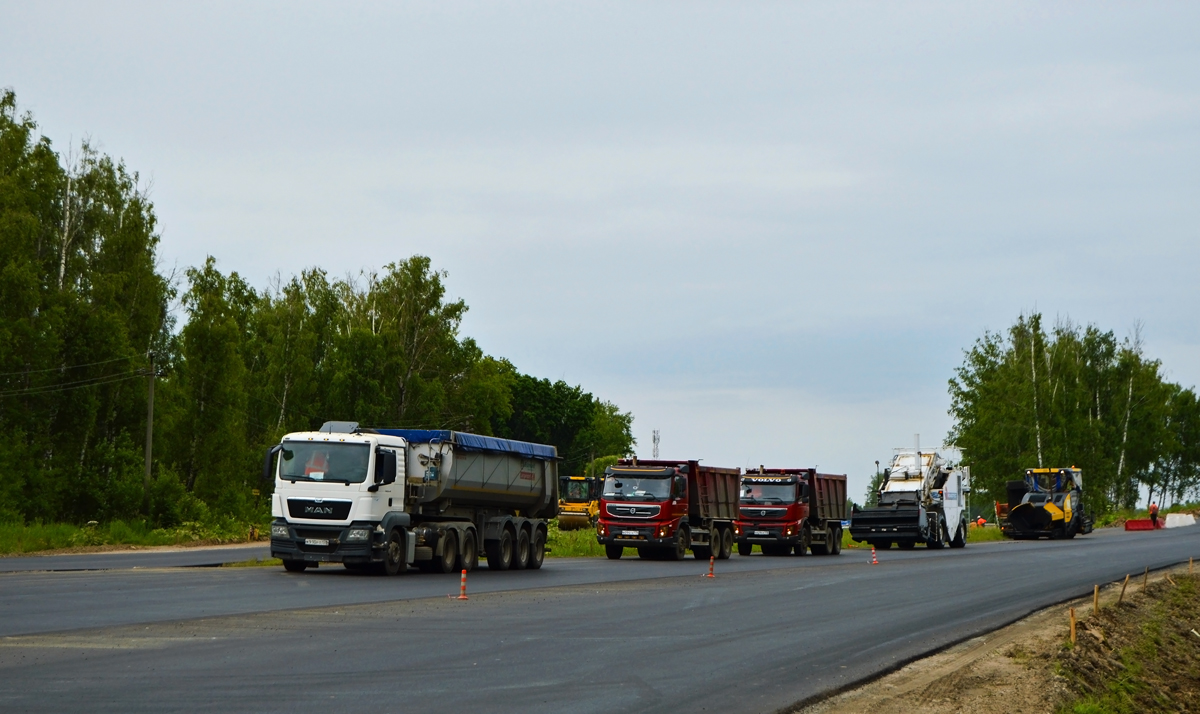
[870,546,878,565]
[704,555,715,578]
[456,569,469,600]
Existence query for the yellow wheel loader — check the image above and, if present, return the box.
[557,475,600,530]
[1001,467,1093,540]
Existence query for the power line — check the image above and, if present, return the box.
[0,371,145,398]
[0,355,133,377]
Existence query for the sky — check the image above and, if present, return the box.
[3,2,1198,500]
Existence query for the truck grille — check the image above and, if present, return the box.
[606,504,661,519]
[287,498,352,520]
[739,507,787,520]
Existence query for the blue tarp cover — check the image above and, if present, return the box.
[374,429,557,460]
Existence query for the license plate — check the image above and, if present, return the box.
[304,538,329,546]
[754,530,770,536]
[621,530,639,536]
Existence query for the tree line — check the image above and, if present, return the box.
[948,313,1199,514]
[0,90,633,527]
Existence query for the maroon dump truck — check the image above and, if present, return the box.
[596,459,740,560]
[734,468,848,556]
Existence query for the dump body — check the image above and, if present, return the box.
[733,469,847,555]
[850,448,967,550]
[1001,467,1092,539]
[557,475,600,530]
[269,423,558,575]
[595,459,741,560]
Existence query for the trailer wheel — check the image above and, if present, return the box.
[486,530,514,571]
[513,528,531,570]
[527,528,546,570]
[461,531,479,572]
[434,530,458,574]
[606,544,624,560]
[283,560,308,573]
[718,528,733,560]
[738,542,753,556]
[383,529,407,576]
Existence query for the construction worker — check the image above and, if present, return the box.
[1149,501,1159,529]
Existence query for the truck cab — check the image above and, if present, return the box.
[733,468,847,556]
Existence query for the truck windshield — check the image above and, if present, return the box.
[563,480,590,502]
[604,475,670,501]
[279,442,371,483]
[741,483,796,504]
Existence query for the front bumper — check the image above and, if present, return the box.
[596,522,675,547]
[734,523,801,545]
[270,519,380,565]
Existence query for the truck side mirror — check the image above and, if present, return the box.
[673,475,686,498]
[883,468,891,480]
[261,444,282,486]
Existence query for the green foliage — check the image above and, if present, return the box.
[948,313,1198,515]
[545,519,606,557]
[0,90,635,543]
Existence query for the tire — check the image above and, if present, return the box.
[667,527,689,561]
[486,530,514,571]
[606,544,624,560]
[738,542,753,557]
[898,540,916,550]
[461,531,479,572]
[513,529,531,570]
[343,562,368,572]
[950,521,966,548]
[810,534,829,555]
[692,543,713,560]
[435,530,459,574]
[794,528,811,556]
[383,528,407,575]
[719,528,734,560]
[830,527,841,555]
[283,560,307,573]
[527,528,546,570]
[637,548,654,560]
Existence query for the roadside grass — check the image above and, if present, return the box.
[967,524,1007,542]
[546,520,606,557]
[224,557,283,568]
[0,519,268,556]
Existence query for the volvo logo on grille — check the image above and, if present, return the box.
[759,510,767,516]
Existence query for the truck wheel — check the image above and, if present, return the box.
[461,531,479,571]
[830,527,842,555]
[738,542,753,556]
[950,521,966,548]
[606,544,624,560]
[486,530,514,571]
[383,529,407,575]
[638,548,654,559]
[898,541,915,550]
[527,528,546,570]
[692,543,712,560]
[795,528,811,556]
[667,527,689,561]
[283,560,308,573]
[435,530,458,574]
[719,528,734,560]
[512,529,531,570]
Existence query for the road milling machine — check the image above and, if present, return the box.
[999,467,1093,539]
[557,475,601,530]
[850,443,968,550]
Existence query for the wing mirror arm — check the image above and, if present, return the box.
[261,444,282,486]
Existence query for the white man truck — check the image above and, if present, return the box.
[849,445,968,550]
[267,422,558,574]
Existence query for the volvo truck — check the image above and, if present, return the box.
[595,459,740,561]
[733,468,848,556]
[267,422,558,574]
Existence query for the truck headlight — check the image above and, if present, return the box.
[345,527,371,542]
[271,523,289,538]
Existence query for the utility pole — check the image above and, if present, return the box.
[144,351,155,513]
[652,430,660,459]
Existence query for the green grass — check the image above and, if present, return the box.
[224,557,283,568]
[0,519,266,555]
[546,520,606,557]
[967,524,1007,542]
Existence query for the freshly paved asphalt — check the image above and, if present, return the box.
[1,526,1197,713]
[0,543,271,572]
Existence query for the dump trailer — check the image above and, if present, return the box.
[596,459,740,561]
[1001,467,1093,539]
[850,446,968,550]
[733,468,848,556]
[557,475,601,530]
[268,422,558,575]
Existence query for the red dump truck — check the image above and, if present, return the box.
[596,459,740,561]
[734,468,848,556]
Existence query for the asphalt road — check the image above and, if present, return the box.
[0,543,271,572]
[1,526,1197,714]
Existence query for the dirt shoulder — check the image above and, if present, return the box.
[0,539,268,558]
[795,560,1200,714]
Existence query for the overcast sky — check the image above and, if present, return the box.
[3,2,1198,499]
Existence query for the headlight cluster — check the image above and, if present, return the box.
[270,523,289,539]
[657,525,671,538]
[597,524,607,537]
[345,527,371,542]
